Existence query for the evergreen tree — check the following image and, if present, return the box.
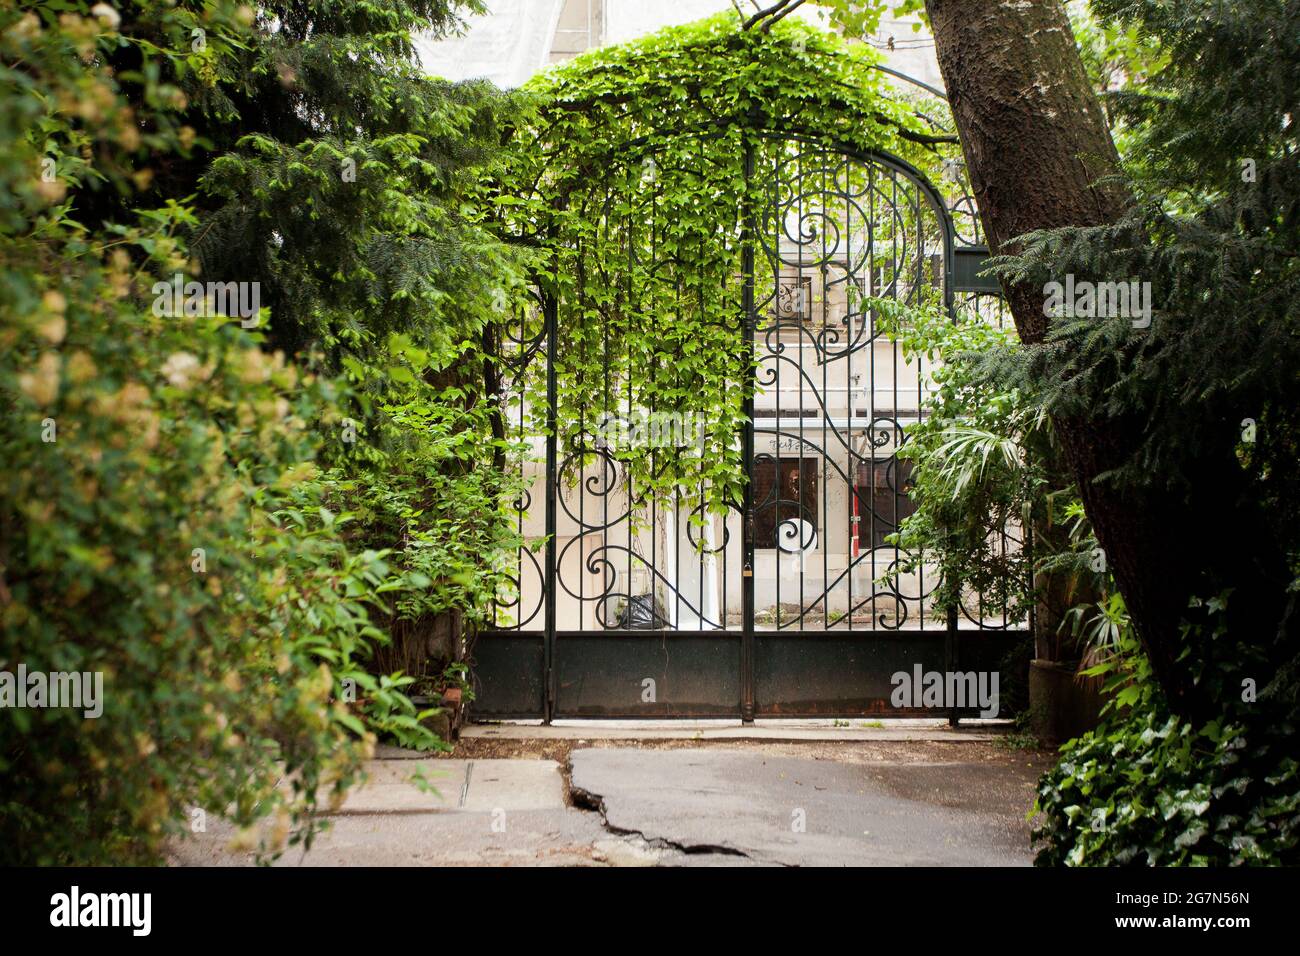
[148,0,532,684]
[916,0,1300,864]
[992,0,1300,713]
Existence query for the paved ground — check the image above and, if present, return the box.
[570,748,1036,866]
[169,725,1049,867]
[170,758,615,867]
[464,717,1010,743]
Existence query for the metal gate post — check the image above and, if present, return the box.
[740,138,757,722]
[946,604,959,727]
[943,214,960,729]
[543,292,558,724]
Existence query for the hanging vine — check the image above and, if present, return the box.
[492,12,961,524]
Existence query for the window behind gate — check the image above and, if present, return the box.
[856,458,917,549]
[754,457,818,549]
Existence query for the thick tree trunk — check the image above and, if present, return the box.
[922,0,1280,722]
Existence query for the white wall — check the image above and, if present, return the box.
[417,1,944,92]
[605,0,738,45]
[414,0,564,87]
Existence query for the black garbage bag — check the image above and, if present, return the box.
[615,594,659,629]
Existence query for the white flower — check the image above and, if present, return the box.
[162,352,201,390]
[91,4,122,31]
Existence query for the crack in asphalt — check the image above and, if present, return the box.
[567,778,758,861]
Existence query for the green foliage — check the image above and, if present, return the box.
[987,0,1299,501]
[881,294,1117,656]
[327,350,529,659]
[814,0,927,38]
[1067,1,1168,99]
[0,0,524,863]
[163,0,533,672]
[984,0,1299,696]
[1034,621,1300,865]
[497,13,947,516]
[0,0,382,864]
[882,299,1048,622]
[1031,511,1295,867]
[49,0,531,661]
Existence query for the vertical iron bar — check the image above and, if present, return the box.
[946,603,960,727]
[943,192,959,727]
[741,137,757,722]
[544,292,558,724]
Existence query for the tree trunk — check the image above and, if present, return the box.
[922,0,1284,723]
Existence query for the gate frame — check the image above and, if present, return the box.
[472,77,1026,725]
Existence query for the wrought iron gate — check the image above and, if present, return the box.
[472,123,1027,721]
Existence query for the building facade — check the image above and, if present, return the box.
[417,1,944,91]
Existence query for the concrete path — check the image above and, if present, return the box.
[171,758,620,867]
[463,718,1010,743]
[335,759,564,814]
[170,737,1044,866]
[569,747,1035,866]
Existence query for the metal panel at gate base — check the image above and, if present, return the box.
[470,633,545,719]
[755,631,1026,716]
[469,116,1031,722]
[471,629,1026,719]
[554,632,741,717]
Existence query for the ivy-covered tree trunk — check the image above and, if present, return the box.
[922,0,1284,723]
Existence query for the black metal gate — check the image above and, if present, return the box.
[473,121,1027,721]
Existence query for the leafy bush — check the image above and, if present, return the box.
[1038,715,1300,865]
[180,0,532,689]
[1033,620,1300,866]
[0,2,365,865]
[0,0,509,864]
[880,298,1045,623]
[1034,701,1300,866]
[323,352,528,691]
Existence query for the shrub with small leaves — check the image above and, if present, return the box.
[0,0,453,864]
[1033,627,1300,866]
